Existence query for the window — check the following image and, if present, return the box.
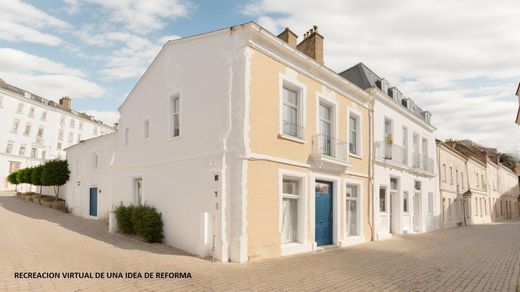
[403,191,409,213]
[57,142,62,151]
[143,119,150,139]
[281,178,300,243]
[449,167,453,185]
[134,178,143,205]
[93,153,98,169]
[79,121,83,131]
[16,103,24,114]
[461,173,464,190]
[448,199,452,216]
[346,184,359,236]
[349,114,360,155]
[23,123,31,136]
[170,96,180,137]
[481,175,485,189]
[28,107,35,118]
[6,141,14,154]
[415,180,421,191]
[428,192,433,214]
[58,129,64,141]
[37,126,44,137]
[60,115,65,126]
[442,164,446,182]
[476,173,479,187]
[8,161,21,173]
[125,128,129,145]
[384,118,392,138]
[282,87,303,138]
[41,151,46,160]
[379,186,387,212]
[70,119,75,128]
[19,145,26,156]
[402,126,408,148]
[319,103,333,155]
[31,148,37,158]
[11,120,20,134]
[77,134,82,143]
[40,111,47,121]
[68,132,74,143]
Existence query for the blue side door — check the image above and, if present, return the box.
[315,181,333,246]
[89,187,98,217]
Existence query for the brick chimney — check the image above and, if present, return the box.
[296,25,324,64]
[277,27,298,47]
[59,96,71,109]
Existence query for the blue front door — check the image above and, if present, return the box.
[315,181,333,246]
[89,187,97,216]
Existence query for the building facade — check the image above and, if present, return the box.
[340,64,439,240]
[0,79,113,192]
[437,141,468,228]
[65,22,374,263]
[515,82,519,125]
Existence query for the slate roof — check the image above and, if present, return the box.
[339,63,430,123]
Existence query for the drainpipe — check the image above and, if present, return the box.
[368,96,375,241]
[437,144,443,229]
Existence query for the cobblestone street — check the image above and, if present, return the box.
[0,191,519,291]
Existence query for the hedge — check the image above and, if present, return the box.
[115,204,164,243]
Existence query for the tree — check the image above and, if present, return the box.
[500,153,518,171]
[31,165,44,195]
[7,171,19,192]
[16,169,26,184]
[41,160,70,200]
[24,167,33,187]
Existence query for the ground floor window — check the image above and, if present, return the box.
[428,193,433,214]
[346,184,359,236]
[282,179,300,243]
[379,186,387,212]
[403,191,409,213]
[133,178,143,205]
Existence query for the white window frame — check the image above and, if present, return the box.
[16,103,24,114]
[278,76,306,143]
[133,177,144,205]
[11,119,20,134]
[403,191,409,213]
[278,169,310,256]
[143,117,150,139]
[28,107,35,118]
[379,185,388,213]
[19,145,26,156]
[169,94,181,138]
[68,132,74,143]
[348,109,363,157]
[41,111,47,121]
[345,182,362,238]
[315,94,339,157]
[30,148,37,158]
[6,141,14,154]
[124,127,130,145]
[23,123,31,136]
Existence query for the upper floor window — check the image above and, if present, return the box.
[11,119,20,134]
[37,126,44,137]
[16,103,24,114]
[70,119,75,128]
[384,118,392,143]
[57,142,62,151]
[170,96,180,137]
[58,129,64,140]
[68,132,74,143]
[6,141,14,154]
[28,107,35,118]
[442,164,446,182]
[349,113,360,155]
[40,111,47,121]
[79,121,83,131]
[449,167,453,185]
[402,126,408,148]
[23,123,31,136]
[60,115,65,126]
[19,145,26,156]
[415,180,421,191]
[31,148,37,158]
[282,87,303,139]
[143,119,150,139]
[319,103,333,156]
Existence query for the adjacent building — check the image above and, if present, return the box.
[340,64,439,240]
[0,79,114,192]
[516,82,520,125]
[65,22,374,263]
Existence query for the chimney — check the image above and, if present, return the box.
[59,96,71,109]
[277,27,298,47]
[296,25,324,64]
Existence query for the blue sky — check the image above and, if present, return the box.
[1,0,519,155]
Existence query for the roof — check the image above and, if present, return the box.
[0,79,114,129]
[339,62,430,122]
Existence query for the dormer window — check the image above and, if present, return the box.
[389,87,402,102]
[407,99,414,111]
[377,79,389,93]
[423,112,432,124]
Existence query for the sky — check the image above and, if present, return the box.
[1,0,519,156]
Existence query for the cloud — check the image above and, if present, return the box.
[241,0,520,153]
[0,0,70,46]
[84,110,120,126]
[68,0,192,34]
[0,48,106,99]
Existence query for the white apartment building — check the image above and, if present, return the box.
[497,164,519,219]
[340,63,439,240]
[0,79,114,191]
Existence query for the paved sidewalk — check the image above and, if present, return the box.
[0,191,519,291]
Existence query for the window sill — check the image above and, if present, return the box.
[349,153,363,160]
[165,135,182,142]
[278,133,305,144]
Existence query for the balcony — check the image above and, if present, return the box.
[310,134,350,171]
[412,153,434,173]
[375,141,408,165]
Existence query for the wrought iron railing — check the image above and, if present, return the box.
[375,141,408,165]
[282,120,304,139]
[312,134,348,161]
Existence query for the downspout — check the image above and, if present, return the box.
[436,144,443,229]
[368,96,375,241]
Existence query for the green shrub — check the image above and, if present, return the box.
[41,160,70,199]
[115,204,134,234]
[115,204,163,243]
[140,207,164,243]
[16,169,26,184]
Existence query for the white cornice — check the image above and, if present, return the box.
[438,143,468,162]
